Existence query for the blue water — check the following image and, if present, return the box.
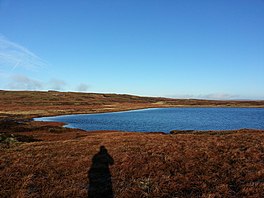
[34,108,264,133]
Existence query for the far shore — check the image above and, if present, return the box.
[1,90,263,121]
[1,90,264,197]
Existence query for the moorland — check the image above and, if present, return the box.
[0,90,264,197]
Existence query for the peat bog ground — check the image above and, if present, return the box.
[1,91,264,197]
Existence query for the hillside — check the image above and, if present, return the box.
[0,90,264,197]
[0,90,263,119]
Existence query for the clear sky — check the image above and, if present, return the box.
[0,0,263,99]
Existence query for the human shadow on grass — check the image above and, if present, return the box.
[88,146,114,198]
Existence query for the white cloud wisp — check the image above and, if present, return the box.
[7,74,43,90]
[0,35,48,71]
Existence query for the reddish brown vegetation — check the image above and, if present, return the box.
[0,91,264,197]
[1,128,264,197]
[0,90,264,119]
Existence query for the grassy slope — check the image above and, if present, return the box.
[0,90,264,197]
[0,90,264,119]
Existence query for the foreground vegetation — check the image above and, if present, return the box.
[0,91,264,197]
[1,125,263,197]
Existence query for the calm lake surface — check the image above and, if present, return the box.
[34,108,264,133]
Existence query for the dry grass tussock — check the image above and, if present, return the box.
[1,129,264,197]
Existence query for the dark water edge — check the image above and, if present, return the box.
[34,108,264,133]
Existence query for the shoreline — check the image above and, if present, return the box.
[1,91,264,121]
[33,107,264,133]
[1,91,264,197]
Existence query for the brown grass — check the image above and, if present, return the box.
[0,90,264,119]
[0,90,264,197]
[1,129,264,197]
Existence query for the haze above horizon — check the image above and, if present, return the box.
[0,0,263,100]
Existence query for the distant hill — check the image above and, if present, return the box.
[0,90,263,119]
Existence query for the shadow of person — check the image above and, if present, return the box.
[88,146,114,198]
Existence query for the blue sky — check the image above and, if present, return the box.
[0,0,263,99]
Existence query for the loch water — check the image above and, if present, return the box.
[34,108,264,133]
